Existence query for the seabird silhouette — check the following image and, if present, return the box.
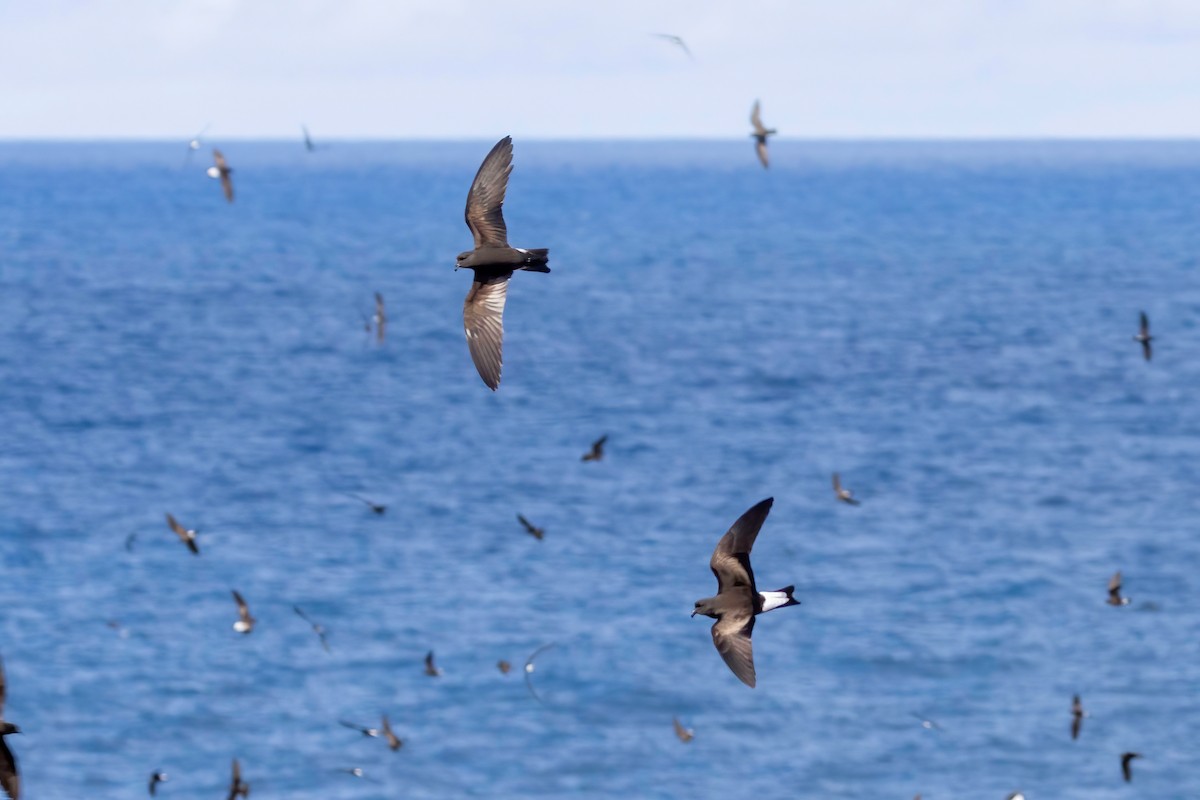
[343,492,386,515]
[1107,571,1130,606]
[497,660,512,674]
[651,33,693,59]
[692,498,800,687]
[373,292,386,344]
[302,125,315,153]
[833,473,861,506]
[165,513,199,555]
[338,720,379,738]
[293,606,331,652]
[581,435,608,462]
[231,590,255,634]
[424,651,443,677]
[672,717,694,743]
[1071,694,1086,740]
[207,149,234,203]
[456,136,550,390]
[523,643,556,705]
[517,514,545,540]
[227,758,249,800]
[749,100,776,169]
[0,656,19,800]
[382,715,402,751]
[1121,752,1142,782]
[148,771,168,796]
[1134,312,1153,361]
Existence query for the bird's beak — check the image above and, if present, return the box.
[690,610,698,617]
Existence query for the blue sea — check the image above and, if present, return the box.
[1,140,1199,799]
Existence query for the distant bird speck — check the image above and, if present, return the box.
[693,498,800,687]
[497,660,512,674]
[227,758,249,799]
[1071,694,1086,740]
[206,149,234,203]
[165,513,199,555]
[1133,311,1153,361]
[581,435,607,462]
[424,651,443,677]
[1107,571,1130,606]
[293,606,331,652]
[833,473,861,506]
[651,33,693,59]
[456,136,550,390]
[1121,752,1142,783]
[382,715,402,751]
[749,100,777,169]
[343,492,386,515]
[302,125,315,153]
[231,590,255,634]
[517,513,545,540]
[0,656,20,800]
[672,717,694,743]
[148,771,167,796]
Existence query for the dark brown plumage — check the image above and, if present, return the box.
[0,656,19,800]
[208,149,234,203]
[833,473,861,506]
[148,771,167,796]
[165,513,199,555]
[517,513,544,540]
[381,715,402,751]
[1134,311,1153,361]
[1071,694,1085,740]
[581,435,607,462]
[497,660,512,674]
[424,650,443,677]
[456,136,549,390]
[1107,571,1130,606]
[1121,752,1141,782]
[672,716,694,743]
[749,100,777,169]
[227,758,249,800]
[231,590,255,634]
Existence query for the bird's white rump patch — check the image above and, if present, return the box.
[759,590,793,613]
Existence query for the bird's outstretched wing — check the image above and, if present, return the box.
[0,740,17,800]
[464,136,512,248]
[711,603,756,687]
[0,654,6,715]
[523,642,556,704]
[709,498,773,593]
[750,100,766,134]
[1108,571,1122,599]
[755,139,769,169]
[463,274,510,390]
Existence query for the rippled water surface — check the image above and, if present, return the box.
[2,140,1200,798]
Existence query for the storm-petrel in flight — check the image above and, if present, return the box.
[342,492,386,515]
[373,292,386,344]
[692,498,800,687]
[497,660,512,674]
[231,591,255,634]
[456,136,550,390]
[833,473,860,506]
[581,435,608,462]
[651,33,693,59]
[148,771,168,796]
[523,643,556,705]
[1133,312,1153,361]
[517,514,545,541]
[302,125,315,153]
[165,513,199,555]
[207,149,234,203]
[338,720,379,738]
[672,717,694,743]
[381,715,402,751]
[1121,752,1142,782]
[1071,694,1086,740]
[749,100,776,169]
[1107,571,1130,606]
[293,606,331,652]
[227,759,249,800]
[0,656,19,800]
[424,651,443,677]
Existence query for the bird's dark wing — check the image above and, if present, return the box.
[672,717,692,742]
[0,654,6,715]
[293,606,313,626]
[0,738,17,800]
[1140,311,1150,337]
[1071,713,1081,740]
[165,513,187,541]
[593,435,608,451]
[517,514,535,534]
[750,100,765,134]
[232,590,250,620]
[149,772,158,796]
[220,170,234,203]
[711,603,756,687]
[1142,339,1152,361]
[213,150,228,171]
[425,651,436,671]
[1108,571,1122,597]
[464,136,512,248]
[382,715,401,749]
[228,759,241,800]
[709,498,773,593]
[832,473,842,493]
[339,719,368,734]
[375,293,385,321]
[756,139,769,169]
[523,642,556,704]
[1122,756,1133,782]
[463,274,510,390]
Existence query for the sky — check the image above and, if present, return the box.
[3,0,1200,139]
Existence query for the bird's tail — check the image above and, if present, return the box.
[760,585,801,613]
[519,249,550,273]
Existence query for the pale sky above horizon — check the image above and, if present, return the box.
[4,1,1200,140]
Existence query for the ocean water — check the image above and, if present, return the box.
[1,139,1200,799]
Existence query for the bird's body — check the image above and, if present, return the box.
[207,149,234,203]
[0,657,20,800]
[227,759,249,800]
[1121,752,1142,782]
[231,590,255,634]
[165,513,200,555]
[148,771,168,796]
[517,513,545,540]
[1134,311,1153,361]
[457,136,549,390]
[749,100,777,169]
[1107,571,1131,606]
[497,660,512,674]
[293,606,330,652]
[382,715,402,751]
[832,473,860,505]
[692,498,800,687]
[672,717,694,743]
[424,651,443,677]
[1071,694,1086,740]
[581,435,607,462]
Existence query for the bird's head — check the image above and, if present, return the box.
[692,598,717,618]
[455,251,474,270]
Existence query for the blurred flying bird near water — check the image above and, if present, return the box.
[339,720,379,738]
[1071,694,1086,740]
[1107,571,1130,606]
[672,717,694,743]
[382,715,402,751]
[165,513,199,555]
[651,33,693,59]
[207,149,234,203]
[424,651,443,677]
[373,292,386,343]
[833,473,860,506]
[231,590,255,634]
[749,100,776,169]
[523,643,556,705]
[148,771,167,796]
[227,759,249,800]
[302,125,315,153]
[340,492,385,515]
[911,713,942,731]
[517,514,544,540]
[581,435,607,462]
[497,660,512,674]
[456,136,550,390]
[0,656,20,800]
[1121,752,1142,782]
[1134,311,1153,361]
[692,498,800,687]
[293,606,331,652]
